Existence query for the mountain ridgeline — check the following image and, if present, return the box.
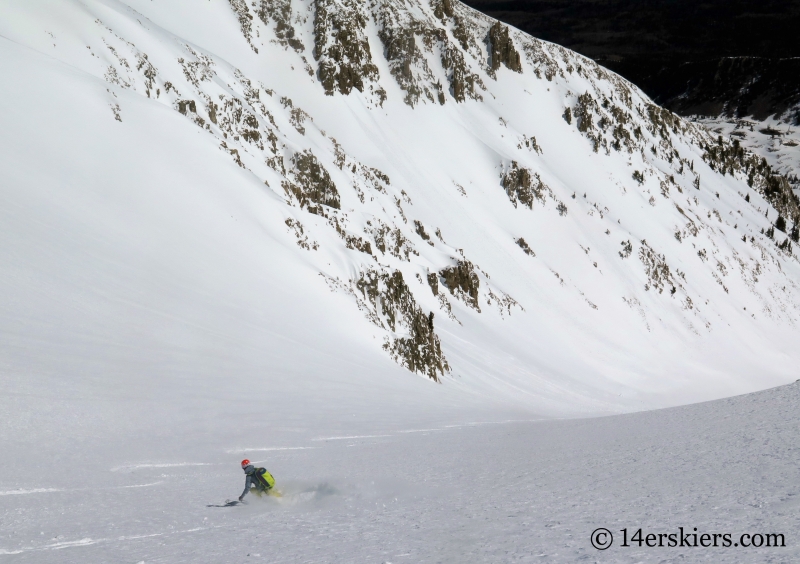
[462,0,800,124]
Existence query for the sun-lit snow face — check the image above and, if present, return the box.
[0,0,798,421]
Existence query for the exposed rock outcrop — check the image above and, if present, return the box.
[283,150,340,214]
[256,0,304,52]
[501,162,551,209]
[330,268,449,381]
[488,22,522,75]
[439,260,481,311]
[314,0,383,101]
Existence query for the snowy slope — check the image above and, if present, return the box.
[2,380,798,562]
[2,2,800,561]
[1,0,800,432]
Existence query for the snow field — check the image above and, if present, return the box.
[2,382,798,562]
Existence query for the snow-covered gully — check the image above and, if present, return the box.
[1,1,799,562]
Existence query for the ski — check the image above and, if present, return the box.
[206,499,243,508]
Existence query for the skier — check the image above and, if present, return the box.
[239,459,276,501]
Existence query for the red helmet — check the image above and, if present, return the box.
[241,459,250,468]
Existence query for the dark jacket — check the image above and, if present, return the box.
[241,464,264,499]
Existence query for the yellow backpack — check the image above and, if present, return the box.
[254,467,275,489]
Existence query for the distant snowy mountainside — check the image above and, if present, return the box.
[697,115,800,198]
[1,0,800,417]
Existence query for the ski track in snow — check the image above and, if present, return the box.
[312,434,394,441]
[1,382,798,563]
[225,447,319,453]
[0,489,62,497]
[0,527,209,556]
[110,463,213,472]
[0,483,163,497]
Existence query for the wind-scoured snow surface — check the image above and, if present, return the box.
[2,382,799,562]
[0,1,799,560]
